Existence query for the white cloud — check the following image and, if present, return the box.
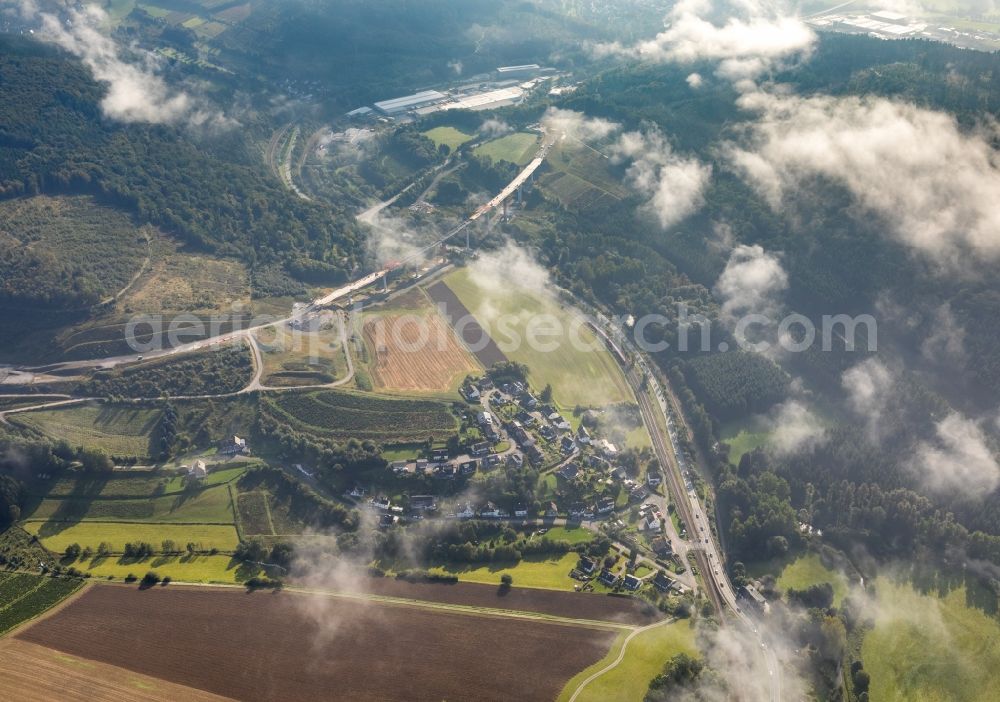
[540,107,619,143]
[913,413,1000,498]
[480,118,512,138]
[595,0,814,81]
[714,244,788,321]
[920,303,966,364]
[612,129,711,229]
[841,358,895,439]
[727,90,1000,274]
[22,3,228,127]
[768,399,826,456]
[686,72,704,88]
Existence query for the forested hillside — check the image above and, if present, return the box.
[0,35,364,299]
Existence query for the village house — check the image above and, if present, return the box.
[470,441,491,456]
[646,472,662,487]
[577,425,591,444]
[218,435,248,456]
[480,501,503,518]
[578,556,597,575]
[346,484,366,499]
[409,495,437,511]
[624,574,641,591]
[598,569,618,588]
[506,452,524,468]
[650,536,673,557]
[189,460,207,479]
[558,463,579,480]
[459,460,478,476]
[463,385,481,402]
[653,570,674,592]
[545,501,559,517]
[560,436,576,454]
[596,497,615,515]
[456,503,476,519]
[738,584,767,612]
[513,504,528,518]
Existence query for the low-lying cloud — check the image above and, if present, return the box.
[841,358,896,440]
[913,412,1000,498]
[540,107,619,143]
[612,129,712,229]
[20,3,228,127]
[595,0,815,82]
[714,244,788,321]
[767,399,827,456]
[728,90,1000,274]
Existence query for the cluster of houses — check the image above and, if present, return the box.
[454,501,531,520]
[389,448,517,481]
[575,555,677,594]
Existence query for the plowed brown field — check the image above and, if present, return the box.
[17,585,616,702]
[0,638,235,702]
[364,311,479,392]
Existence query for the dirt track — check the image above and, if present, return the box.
[353,577,660,625]
[17,584,616,702]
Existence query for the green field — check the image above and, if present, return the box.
[423,126,474,151]
[13,405,161,458]
[776,553,850,607]
[73,553,259,584]
[266,389,458,443]
[474,132,539,166]
[22,522,239,554]
[862,578,1000,702]
[0,572,83,635]
[24,484,235,525]
[536,527,595,545]
[428,552,580,590]
[558,620,698,702]
[35,466,245,499]
[442,268,632,408]
[720,419,771,466]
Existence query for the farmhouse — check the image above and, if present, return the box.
[219,435,248,456]
[189,460,207,479]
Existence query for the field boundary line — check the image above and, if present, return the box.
[140,581,636,631]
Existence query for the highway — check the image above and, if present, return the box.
[588,318,782,702]
[12,135,552,380]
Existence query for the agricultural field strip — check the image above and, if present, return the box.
[0,575,46,613]
[163,582,633,632]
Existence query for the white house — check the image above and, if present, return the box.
[190,460,207,479]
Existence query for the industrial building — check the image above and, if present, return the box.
[373,90,446,115]
[497,64,541,78]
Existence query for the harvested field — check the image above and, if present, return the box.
[19,585,616,702]
[425,281,507,367]
[346,577,660,625]
[363,311,479,392]
[0,639,235,702]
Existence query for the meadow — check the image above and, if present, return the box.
[557,619,698,702]
[266,389,458,443]
[474,132,539,165]
[22,522,240,554]
[423,126,474,151]
[775,552,850,607]
[428,552,581,591]
[13,405,162,459]
[442,268,632,408]
[23,484,236,525]
[862,577,1000,702]
[254,319,349,387]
